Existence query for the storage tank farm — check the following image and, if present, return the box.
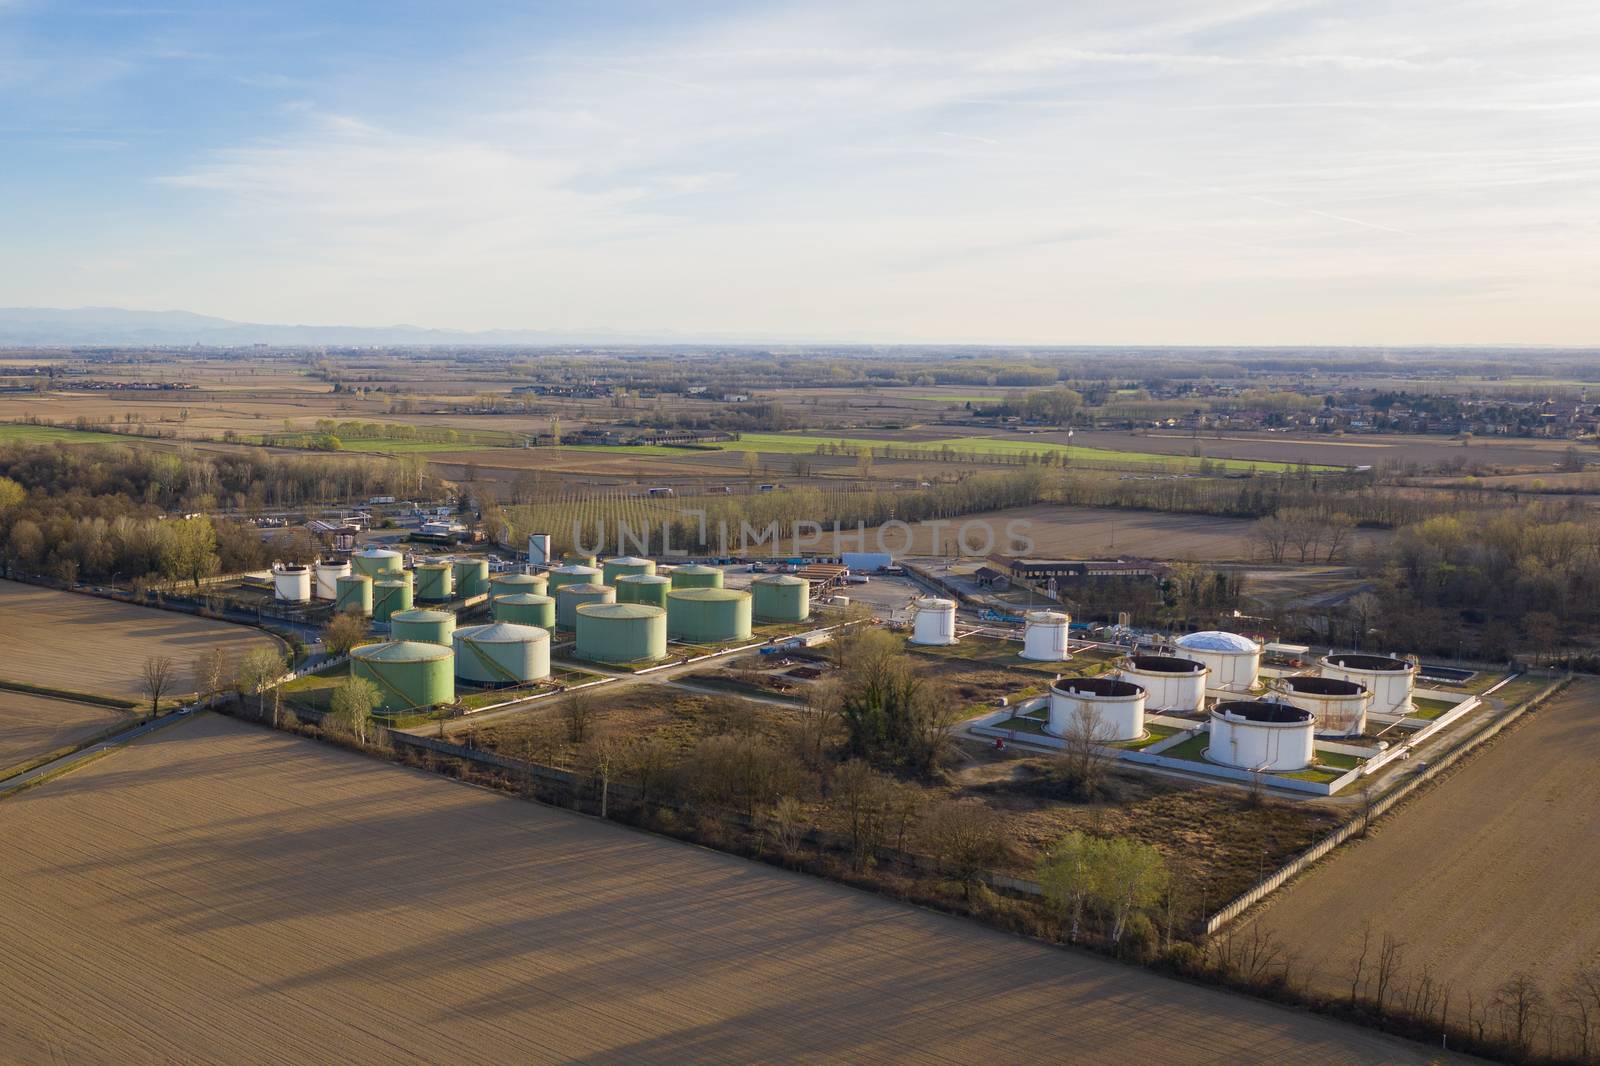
[352,546,404,578]
[1048,677,1147,742]
[490,571,546,601]
[388,608,455,646]
[909,598,958,646]
[1273,675,1371,737]
[557,583,615,629]
[1116,655,1207,714]
[453,623,550,684]
[546,564,601,595]
[751,574,810,623]
[667,587,752,642]
[602,556,656,584]
[1319,652,1416,716]
[273,563,311,603]
[562,551,599,569]
[616,574,672,608]
[371,574,414,623]
[1174,631,1261,694]
[1021,611,1070,661]
[313,560,350,600]
[451,557,490,599]
[350,640,454,711]
[576,603,668,664]
[668,564,724,589]
[1207,700,1315,772]
[335,574,373,615]
[494,593,555,628]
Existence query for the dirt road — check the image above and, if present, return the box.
[0,714,1457,1064]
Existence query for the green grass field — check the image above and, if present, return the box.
[1410,696,1458,720]
[0,423,140,446]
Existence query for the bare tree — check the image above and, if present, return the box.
[1565,959,1600,1064]
[920,799,1006,901]
[1496,972,1546,1055]
[831,758,894,870]
[329,675,380,744]
[140,655,176,721]
[192,646,231,702]
[1347,921,1374,1005]
[322,611,370,657]
[1057,703,1116,800]
[562,687,595,745]
[770,795,807,859]
[1374,932,1406,1016]
[236,646,287,720]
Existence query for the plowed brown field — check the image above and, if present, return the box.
[0,714,1457,1065]
[1249,680,1600,1004]
[0,691,125,770]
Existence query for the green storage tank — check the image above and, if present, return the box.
[667,587,752,643]
[334,574,373,616]
[616,573,672,608]
[546,564,601,594]
[372,576,414,623]
[453,622,550,684]
[490,571,547,601]
[451,556,490,599]
[413,561,454,602]
[752,574,810,623]
[576,603,667,664]
[669,563,724,589]
[350,640,454,711]
[494,593,555,628]
[352,546,404,578]
[388,608,456,646]
[556,582,615,629]
[602,556,656,585]
[562,551,599,569]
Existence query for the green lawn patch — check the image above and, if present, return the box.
[280,663,350,712]
[1111,724,1179,750]
[1313,750,1363,770]
[0,423,138,446]
[1160,732,1211,762]
[1410,697,1457,720]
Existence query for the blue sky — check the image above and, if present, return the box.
[3,0,1599,343]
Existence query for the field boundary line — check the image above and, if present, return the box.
[0,678,140,711]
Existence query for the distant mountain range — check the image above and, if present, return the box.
[0,307,816,347]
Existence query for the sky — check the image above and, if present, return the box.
[2,0,1599,345]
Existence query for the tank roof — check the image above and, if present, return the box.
[1026,610,1069,623]
[915,597,956,609]
[1325,652,1412,672]
[1282,675,1366,696]
[390,608,453,623]
[356,547,402,557]
[1176,630,1259,653]
[549,564,601,575]
[577,602,666,620]
[1126,654,1206,674]
[496,572,544,582]
[496,593,553,605]
[606,556,653,566]
[557,583,611,595]
[618,574,672,585]
[671,563,721,574]
[337,573,372,583]
[667,587,750,602]
[752,574,808,586]
[414,560,451,570]
[1214,700,1312,724]
[1053,676,1141,698]
[373,576,411,587]
[456,622,548,643]
[352,640,452,663]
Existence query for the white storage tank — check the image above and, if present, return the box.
[1175,631,1261,693]
[527,533,552,568]
[1048,676,1146,742]
[453,622,551,685]
[1274,675,1371,737]
[1320,653,1416,716]
[1207,700,1315,772]
[272,563,311,603]
[1117,654,1208,714]
[1021,611,1071,662]
[312,560,350,600]
[909,598,957,646]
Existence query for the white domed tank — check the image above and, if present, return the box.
[453,622,551,684]
[273,563,311,603]
[1274,675,1371,737]
[1320,653,1415,716]
[1021,611,1070,661]
[1175,631,1261,692]
[1207,700,1315,772]
[910,598,957,646]
[1048,677,1146,742]
[352,546,404,578]
[313,559,350,600]
[1117,654,1208,714]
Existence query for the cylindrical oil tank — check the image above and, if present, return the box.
[412,561,454,602]
[350,640,454,711]
[667,587,753,643]
[335,574,373,616]
[1174,631,1261,692]
[602,556,657,585]
[371,576,414,623]
[1048,677,1147,742]
[527,533,552,568]
[752,574,810,623]
[388,608,456,646]
[1320,653,1415,716]
[494,592,555,628]
[616,574,672,608]
[273,563,311,603]
[1021,610,1071,661]
[576,602,668,664]
[546,564,601,594]
[1117,655,1208,714]
[562,551,598,569]
[1274,675,1371,737]
[557,582,615,629]
[451,556,490,599]
[453,622,550,684]
[1207,700,1315,772]
[352,546,404,578]
[313,560,350,600]
[669,563,724,589]
[910,598,958,646]
[490,571,547,601]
